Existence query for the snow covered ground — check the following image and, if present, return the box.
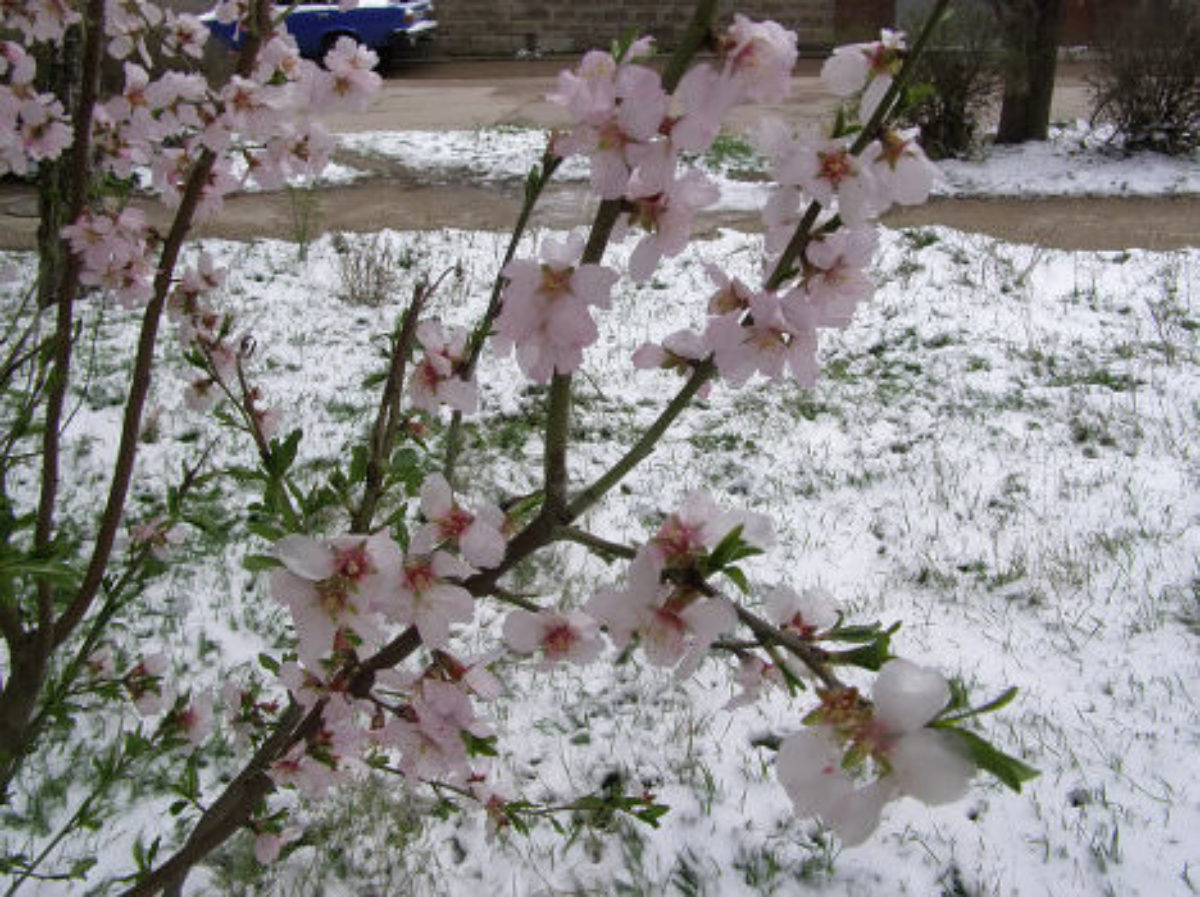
[336,120,1200,202]
[1,117,1198,897]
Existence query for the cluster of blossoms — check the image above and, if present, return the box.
[585,492,773,676]
[4,2,382,315]
[408,320,479,414]
[496,17,799,382]
[254,475,510,792]
[0,40,72,175]
[165,250,280,436]
[630,31,936,392]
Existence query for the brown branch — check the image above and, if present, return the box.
[56,0,277,648]
[733,605,844,691]
[131,625,424,895]
[352,279,430,533]
[34,0,106,637]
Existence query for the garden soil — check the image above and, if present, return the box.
[1,60,1197,252]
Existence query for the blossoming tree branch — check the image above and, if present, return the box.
[0,0,1036,892]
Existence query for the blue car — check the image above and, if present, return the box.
[203,1,437,64]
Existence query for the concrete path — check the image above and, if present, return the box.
[2,60,1197,252]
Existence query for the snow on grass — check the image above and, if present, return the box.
[936,121,1200,197]
[4,220,1196,896]
[335,122,1200,202]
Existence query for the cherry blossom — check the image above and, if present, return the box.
[780,137,882,226]
[624,169,720,282]
[586,547,736,678]
[725,654,785,709]
[408,321,479,415]
[819,30,905,121]
[765,585,839,637]
[270,532,402,666]
[777,659,975,844]
[495,233,618,382]
[502,608,604,665]
[720,14,798,104]
[411,474,506,569]
[385,551,475,649]
[871,128,939,209]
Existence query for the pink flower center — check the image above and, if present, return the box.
[317,583,351,618]
[654,516,706,562]
[539,265,574,298]
[438,507,474,540]
[334,544,373,582]
[542,622,578,660]
[818,149,853,186]
[405,560,436,592]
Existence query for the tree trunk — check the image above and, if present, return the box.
[994,0,1063,144]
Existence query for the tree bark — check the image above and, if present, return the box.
[993,0,1063,144]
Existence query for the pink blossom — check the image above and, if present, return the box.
[502,609,604,665]
[319,36,382,114]
[725,654,784,709]
[780,138,882,226]
[129,517,184,560]
[549,49,669,200]
[720,15,798,104]
[820,31,905,120]
[625,169,720,282]
[777,659,975,845]
[385,551,475,649]
[495,233,618,382]
[176,693,214,745]
[585,548,735,678]
[765,585,839,637]
[781,226,877,332]
[632,328,709,378]
[872,128,938,209]
[408,321,478,415]
[269,531,402,666]
[254,827,302,864]
[383,678,489,783]
[411,474,506,569]
[705,292,819,387]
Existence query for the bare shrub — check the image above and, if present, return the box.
[896,3,1004,159]
[1090,0,1200,155]
[334,233,404,307]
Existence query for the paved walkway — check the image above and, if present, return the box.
[2,61,1197,252]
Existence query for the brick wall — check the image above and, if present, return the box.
[834,0,893,42]
[436,0,834,57]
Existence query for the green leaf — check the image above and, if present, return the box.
[247,520,285,542]
[0,556,78,587]
[242,553,282,573]
[722,565,751,595]
[823,621,888,643]
[268,429,303,477]
[349,445,369,484]
[705,525,762,574]
[946,728,1039,793]
[936,686,1020,725]
[632,802,670,828]
[462,732,499,757]
[827,633,892,671]
[258,653,281,675]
